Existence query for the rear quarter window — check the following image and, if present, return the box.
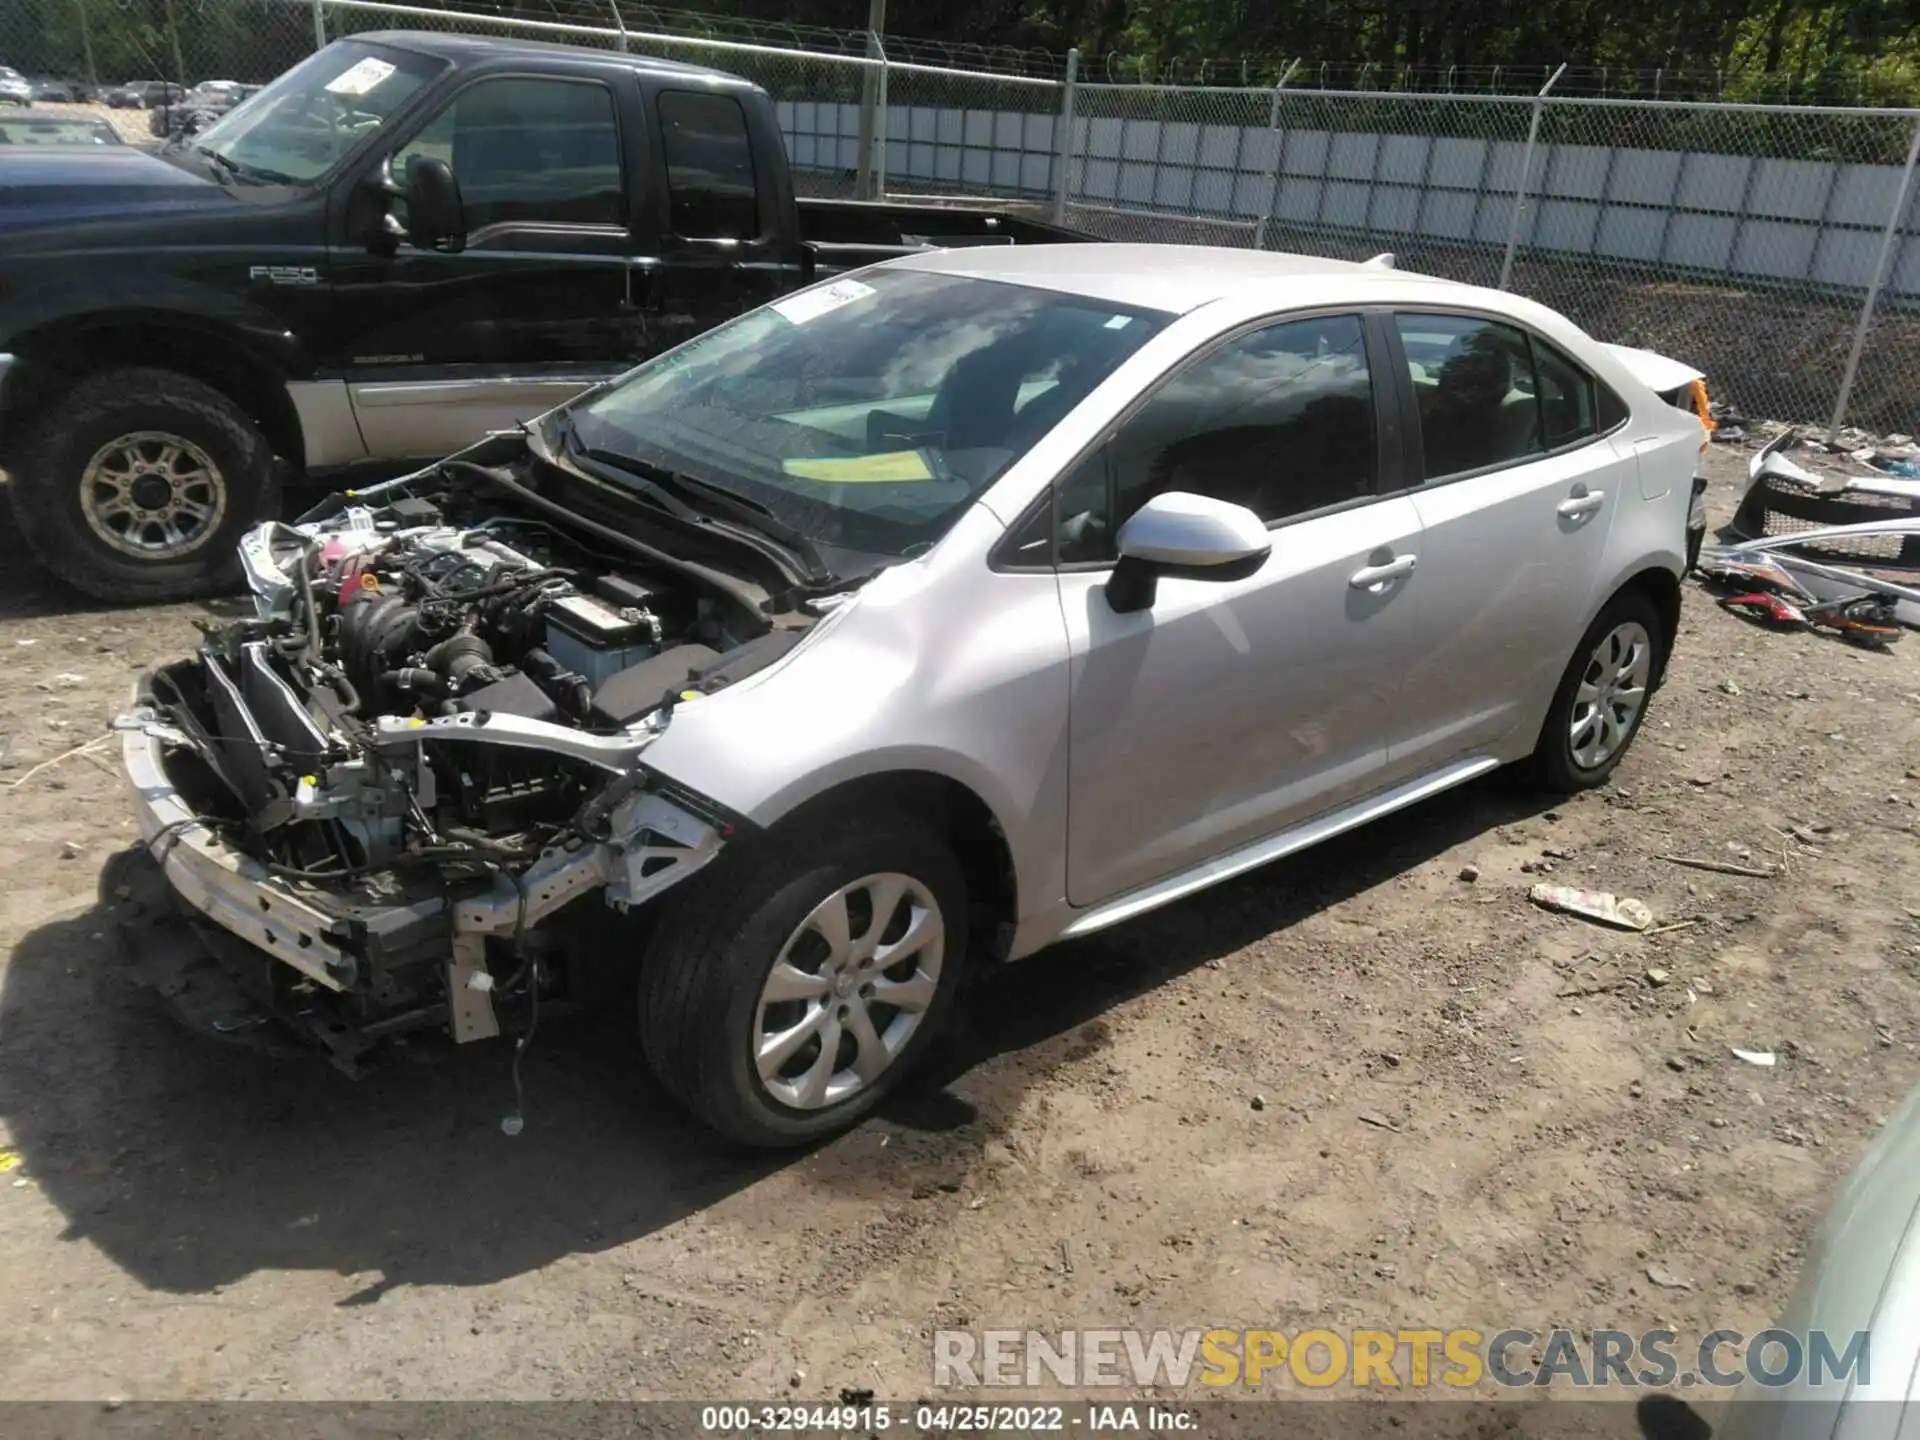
[657,90,758,241]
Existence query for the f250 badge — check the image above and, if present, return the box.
[249,265,320,285]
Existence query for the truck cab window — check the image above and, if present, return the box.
[394,76,622,234]
[657,90,758,240]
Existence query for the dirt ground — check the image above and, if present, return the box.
[0,444,1916,1409]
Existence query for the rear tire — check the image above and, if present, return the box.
[9,367,279,603]
[1526,590,1665,793]
[638,806,968,1147]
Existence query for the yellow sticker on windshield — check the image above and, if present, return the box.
[781,451,935,484]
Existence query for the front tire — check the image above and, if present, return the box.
[1526,590,1665,792]
[638,808,968,1147]
[9,367,279,603]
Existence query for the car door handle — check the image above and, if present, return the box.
[1348,554,1418,589]
[1557,490,1606,518]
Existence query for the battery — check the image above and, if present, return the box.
[544,593,661,691]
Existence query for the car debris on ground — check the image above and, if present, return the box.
[1693,430,1920,646]
[1528,884,1655,931]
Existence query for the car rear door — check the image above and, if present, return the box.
[1381,311,1634,777]
[1052,311,1429,908]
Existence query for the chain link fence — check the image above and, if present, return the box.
[4,0,1920,430]
[1052,82,1920,429]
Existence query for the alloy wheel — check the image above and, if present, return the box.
[1568,620,1652,770]
[79,430,228,560]
[753,872,945,1110]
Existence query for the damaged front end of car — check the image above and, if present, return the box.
[113,446,819,1071]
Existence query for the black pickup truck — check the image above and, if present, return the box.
[0,31,1081,601]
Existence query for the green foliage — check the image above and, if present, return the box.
[5,0,1918,102]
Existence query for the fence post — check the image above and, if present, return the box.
[855,0,887,201]
[1253,57,1301,252]
[1831,114,1920,433]
[311,0,328,50]
[1499,62,1565,290]
[75,0,98,84]
[1050,47,1080,225]
[610,0,628,52]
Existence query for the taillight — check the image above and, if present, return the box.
[1688,378,1715,451]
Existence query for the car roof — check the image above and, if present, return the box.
[886,242,1466,315]
[352,28,751,85]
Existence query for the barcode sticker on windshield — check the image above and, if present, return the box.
[325,57,397,96]
[772,278,875,326]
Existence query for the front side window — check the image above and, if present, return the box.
[569,269,1169,558]
[393,76,623,234]
[657,90,758,239]
[189,41,441,186]
[1057,314,1378,563]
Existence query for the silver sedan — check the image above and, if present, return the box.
[120,245,1706,1145]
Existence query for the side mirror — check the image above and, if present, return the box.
[1106,491,1271,614]
[404,157,466,253]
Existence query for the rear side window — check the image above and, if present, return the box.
[1397,314,1542,479]
[658,90,758,240]
[1531,336,1598,447]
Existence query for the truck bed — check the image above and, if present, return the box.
[797,196,1092,272]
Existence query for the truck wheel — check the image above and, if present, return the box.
[638,808,968,1147]
[9,367,278,603]
[1526,590,1664,793]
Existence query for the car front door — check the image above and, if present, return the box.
[1054,311,1429,908]
[1382,312,1634,777]
[320,71,647,462]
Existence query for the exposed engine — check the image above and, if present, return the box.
[137,474,786,887]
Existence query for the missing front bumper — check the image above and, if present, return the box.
[118,699,728,1060]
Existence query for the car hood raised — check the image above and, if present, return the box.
[0,145,227,231]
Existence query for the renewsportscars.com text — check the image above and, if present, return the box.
[932,1327,1870,1391]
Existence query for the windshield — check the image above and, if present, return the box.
[0,114,117,145]
[190,40,442,185]
[570,269,1170,558]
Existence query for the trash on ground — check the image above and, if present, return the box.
[1357,1111,1402,1132]
[1645,1263,1694,1290]
[0,1149,19,1173]
[1659,854,1778,879]
[3,732,113,790]
[1730,1047,1778,1067]
[1646,918,1704,936]
[1528,884,1654,931]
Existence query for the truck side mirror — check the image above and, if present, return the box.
[405,157,466,253]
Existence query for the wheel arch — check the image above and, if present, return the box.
[0,313,305,474]
[1609,564,1683,688]
[756,768,1020,966]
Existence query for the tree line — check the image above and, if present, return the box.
[4,0,1917,104]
